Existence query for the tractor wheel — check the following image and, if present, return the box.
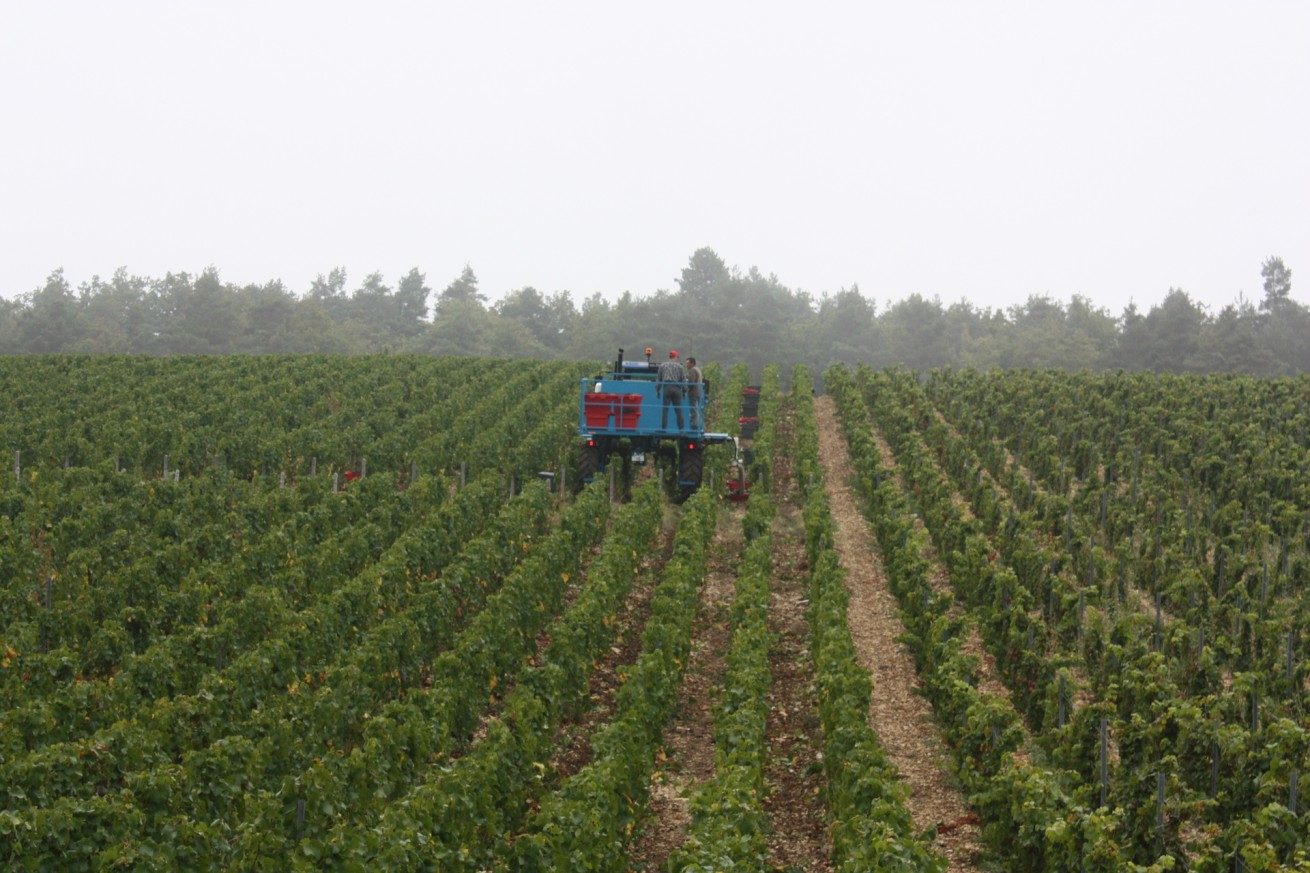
[579,444,603,486]
[677,444,704,500]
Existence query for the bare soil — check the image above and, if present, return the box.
[762,399,834,873]
[814,395,984,872]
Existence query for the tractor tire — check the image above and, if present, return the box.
[677,444,704,500]
[579,444,603,486]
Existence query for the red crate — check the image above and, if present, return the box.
[584,393,618,428]
[617,394,643,428]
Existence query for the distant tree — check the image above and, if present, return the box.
[308,267,350,321]
[678,247,729,300]
[879,294,957,369]
[438,265,485,311]
[1206,299,1281,374]
[806,285,876,368]
[395,268,432,332]
[1260,256,1292,310]
[13,269,85,353]
[1121,288,1208,372]
[164,267,240,354]
[239,280,302,352]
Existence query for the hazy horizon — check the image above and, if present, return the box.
[3,2,1307,314]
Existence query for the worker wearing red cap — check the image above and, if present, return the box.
[657,348,687,431]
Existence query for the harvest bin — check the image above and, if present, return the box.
[584,393,643,429]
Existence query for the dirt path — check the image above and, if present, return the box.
[814,396,984,871]
[762,399,834,873]
[628,509,743,871]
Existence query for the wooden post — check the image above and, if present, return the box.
[559,463,567,494]
[295,797,306,830]
[163,453,170,479]
[13,449,19,482]
[279,471,286,489]
[44,575,53,611]
[1156,771,1166,845]
[410,460,418,483]
[332,472,339,493]
[1057,674,1067,728]
[1288,630,1297,683]
[1077,591,1086,645]
[1099,717,1109,808]
[1154,592,1163,651]
[310,456,317,476]
[1291,768,1300,816]
[608,463,616,502]
[459,461,467,489]
[360,457,367,478]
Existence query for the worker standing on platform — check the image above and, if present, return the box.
[685,356,703,429]
[657,349,686,431]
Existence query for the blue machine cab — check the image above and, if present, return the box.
[578,347,733,498]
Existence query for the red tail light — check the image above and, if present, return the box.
[687,442,697,451]
[586,439,596,447]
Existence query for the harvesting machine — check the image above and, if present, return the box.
[578,348,735,498]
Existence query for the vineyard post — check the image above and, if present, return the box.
[1210,740,1220,798]
[608,463,616,502]
[509,472,517,497]
[172,469,180,483]
[1099,717,1109,808]
[332,472,339,493]
[12,449,18,482]
[1250,690,1259,732]
[460,461,467,489]
[279,471,286,489]
[295,798,306,832]
[1077,590,1086,646]
[310,456,317,476]
[1155,771,1166,850]
[361,457,367,478]
[559,462,567,495]
[1057,674,1067,728]
[163,453,170,480]
[1287,630,1296,683]
[1153,592,1162,651]
[410,460,418,483]
[1291,769,1300,815]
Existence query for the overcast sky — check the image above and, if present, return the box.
[2,2,1307,314]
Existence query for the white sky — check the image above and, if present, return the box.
[2,2,1307,315]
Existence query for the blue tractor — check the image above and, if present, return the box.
[578,348,734,498]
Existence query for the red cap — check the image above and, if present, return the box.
[668,349,679,358]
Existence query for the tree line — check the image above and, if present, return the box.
[1,249,1304,376]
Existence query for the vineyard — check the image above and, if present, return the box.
[1,356,1308,871]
